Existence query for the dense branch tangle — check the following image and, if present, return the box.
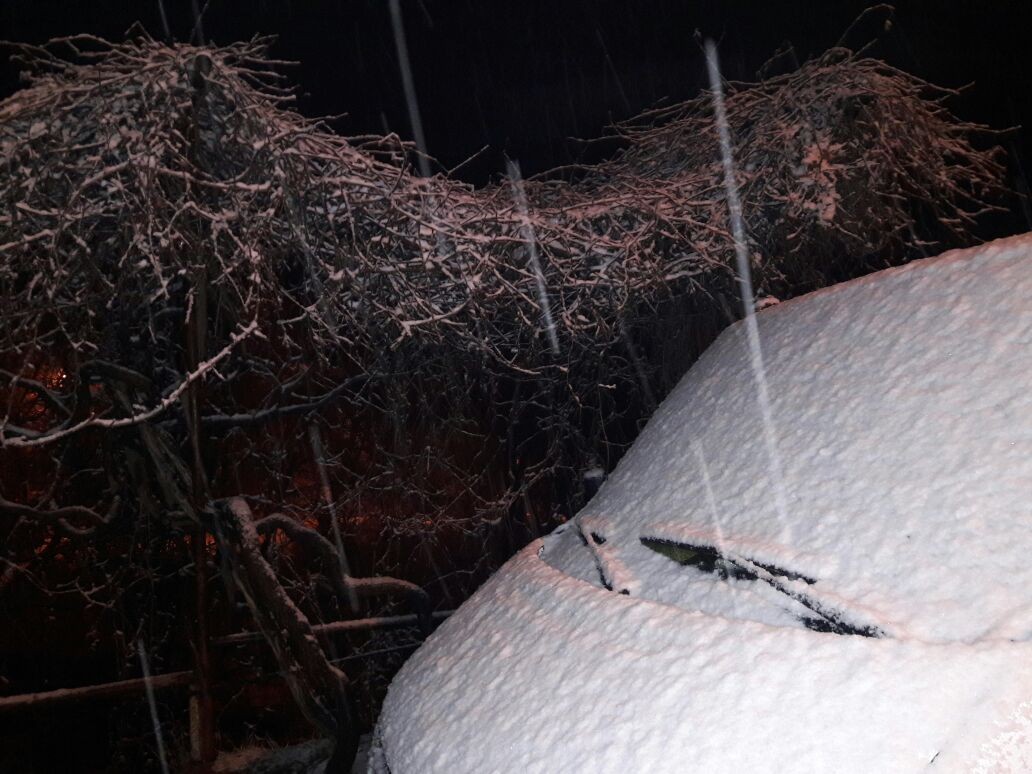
[0,33,1006,527]
[0,34,1004,409]
[0,33,1006,766]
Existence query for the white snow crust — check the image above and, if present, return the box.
[378,546,1032,773]
[575,232,1032,643]
[376,234,1032,772]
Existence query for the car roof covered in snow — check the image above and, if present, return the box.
[576,233,1032,643]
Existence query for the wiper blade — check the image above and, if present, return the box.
[640,536,883,638]
[640,538,757,581]
[578,519,631,594]
[641,537,816,584]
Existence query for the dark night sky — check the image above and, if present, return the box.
[2,1,1031,200]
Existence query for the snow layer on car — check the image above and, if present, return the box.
[376,235,1032,772]
[377,546,1032,773]
[572,233,1032,643]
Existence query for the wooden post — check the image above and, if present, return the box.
[189,529,217,765]
[185,267,216,765]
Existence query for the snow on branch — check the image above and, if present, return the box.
[0,319,258,447]
[0,36,1007,385]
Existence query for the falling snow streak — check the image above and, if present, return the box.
[507,159,561,355]
[619,317,657,411]
[704,40,791,540]
[309,422,360,614]
[156,0,172,42]
[389,0,449,263]
[389,0,432,179]
[137,638,170,774]
[189,0,208,46]
[595,27,631,113]
[692,439,744,620]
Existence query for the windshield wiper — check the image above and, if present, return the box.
[640,537,882,638]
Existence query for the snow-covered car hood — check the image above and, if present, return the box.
[376,234,1032,772]
[570,233,1032,643]
[377,546,1032,773]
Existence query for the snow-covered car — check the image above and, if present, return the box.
[373,235,1032,773]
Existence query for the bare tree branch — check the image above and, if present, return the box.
[1,321,259,447]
